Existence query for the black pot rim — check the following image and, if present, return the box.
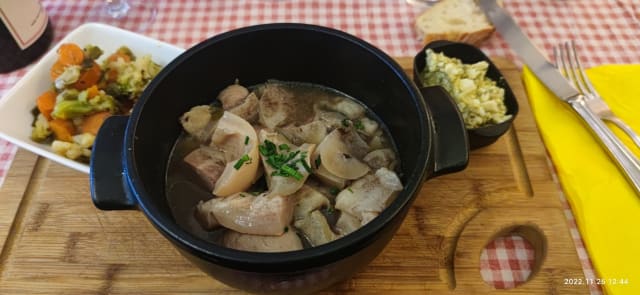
[123,23,433,271]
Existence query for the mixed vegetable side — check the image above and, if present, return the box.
[31,43,161,162]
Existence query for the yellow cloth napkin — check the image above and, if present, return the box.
[523,64,640,295]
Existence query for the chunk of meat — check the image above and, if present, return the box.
[313,164,347,189]
[368,129,389,150]
[259,130,316,197]
[210,128,245,161]
[316,97,365,119]
[195,192,294,236]
[295,211,337,247]
[335,168,403,226]
[218,83,249,109]
[222,230,303,253]
[229,92,259,123]
[293,185,330,217]
[356,117,379,137]
[258,83,296,129]
[314,110,347,131]
[363,148,397,170]
[335,211,360,236]
[180,105,219,142]
[292,186,336,246]
[183,147,226,191]
[209,111,260,197]
[312,129,370,180]
[278,120,327,145]
[332,99,366,119]
[342,129,370,159]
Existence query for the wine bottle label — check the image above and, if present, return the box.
[0,0,48,50]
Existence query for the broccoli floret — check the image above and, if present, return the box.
[83,44,103,60]
[88,94,119,113]
[57,89,80,101]
[51,92,119,120]
[115,46,135,60]
[103,82,130,98]
[51,100,95,119]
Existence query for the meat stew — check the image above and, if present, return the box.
[165,80,403,252]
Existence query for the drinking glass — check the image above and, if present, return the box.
[87,0,158,33]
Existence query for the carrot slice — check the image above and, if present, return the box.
[36,90,57,121]
[105,69,118,82]
[86,85,99,98]
[107,52,131,63]
[73,62,102,90]
[80,111,111,135]
[50,61,67,80]
[49,119,76,142]
[58,43,84,66]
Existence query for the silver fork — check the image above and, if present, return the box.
[554,40,640,149]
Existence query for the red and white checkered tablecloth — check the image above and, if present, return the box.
[2,0,639,293]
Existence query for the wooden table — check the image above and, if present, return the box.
[0,58,590,294]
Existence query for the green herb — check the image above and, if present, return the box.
[329,187,340,195]
[259,140,277,157]
[244,136,249,145]
[315,156,322,168]
[249,191,261,196]
[240,193,247,197]
[300,157,312,173]
[353,119,364,130]
[348,188,354,193]
[259,140,308,180]
[233,154,251,170]
[326,207,335,214]
[341,119,350,127]
[273,164,303,180]
[278,144,290,151]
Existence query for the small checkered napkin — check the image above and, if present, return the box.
[480,235,535,289]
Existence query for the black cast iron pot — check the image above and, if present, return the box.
[90,23,469,294]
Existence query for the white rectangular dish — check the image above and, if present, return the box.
[0,23,185,174]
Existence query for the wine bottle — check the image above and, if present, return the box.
[0,0,54,73]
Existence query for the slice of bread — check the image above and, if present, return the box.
[415,0,496,46]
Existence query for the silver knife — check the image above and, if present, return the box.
[478,0,640,196]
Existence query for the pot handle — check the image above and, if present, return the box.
[89,115,137,210]
[420,86,469,178]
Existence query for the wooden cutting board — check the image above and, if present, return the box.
[0,57,589,294]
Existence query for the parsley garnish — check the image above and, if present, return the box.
[244,136,249,145]
[233,154,251,170]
